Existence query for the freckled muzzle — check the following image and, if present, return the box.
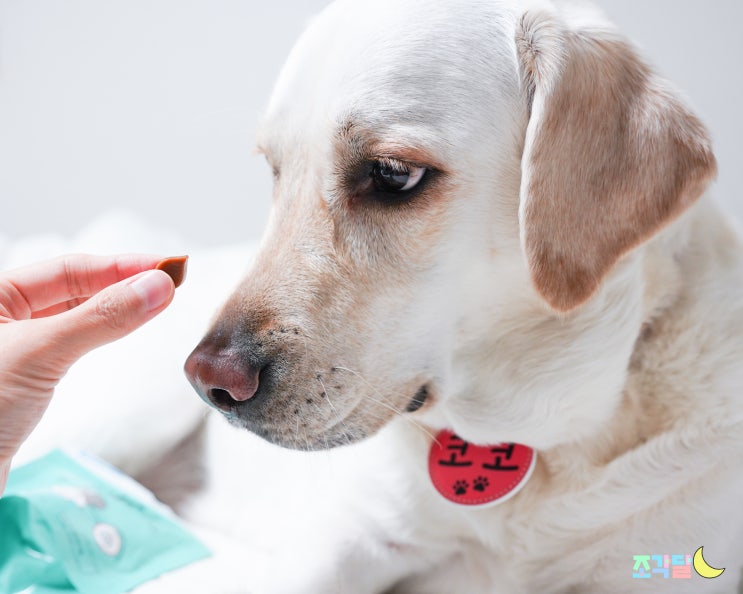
[182,320,336,449]
[183,261,434,451]
[184,316,436,451]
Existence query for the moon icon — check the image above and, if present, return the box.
[693,546,725,579]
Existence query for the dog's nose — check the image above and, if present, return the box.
[184,347,261,412]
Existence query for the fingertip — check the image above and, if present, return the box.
[128,269,176,313]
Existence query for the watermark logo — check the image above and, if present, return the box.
[693,546,725,579]
[633,554,692,579]
[632,547,725,580]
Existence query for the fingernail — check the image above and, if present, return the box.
[129,270,173,312]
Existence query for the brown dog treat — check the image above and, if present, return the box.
[155,256,189,288]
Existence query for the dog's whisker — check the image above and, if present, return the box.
[298,328,310,364]
[315,374,330,400]
[305,386,345,440]
[332,365,437,442]
[354,396,438,444]
[316,376,342,421]
[311,380,358,445]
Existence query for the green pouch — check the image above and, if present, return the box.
[0,450,210,594]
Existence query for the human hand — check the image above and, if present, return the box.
[0,254,183,491]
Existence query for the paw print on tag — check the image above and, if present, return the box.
[453,480,469,496]
[473,476,489,492]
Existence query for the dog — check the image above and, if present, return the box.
[17,0,742,592]
[175,0,743,592]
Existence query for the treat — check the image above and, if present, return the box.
[155,256,188,288]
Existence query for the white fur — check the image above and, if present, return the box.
[14,0,743,592]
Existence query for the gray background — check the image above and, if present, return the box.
[1,1,741,246]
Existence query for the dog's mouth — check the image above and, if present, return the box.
[405,385,430,413]
[223,412,371,451]
[218,381,433,452]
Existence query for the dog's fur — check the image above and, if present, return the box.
[21,0,743,592]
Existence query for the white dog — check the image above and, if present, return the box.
[18,0,743,592]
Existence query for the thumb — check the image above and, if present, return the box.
[48,269,175,366]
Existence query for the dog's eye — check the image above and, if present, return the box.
[371,161,426,193]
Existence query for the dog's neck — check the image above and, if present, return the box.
[547,196,743,472]
[432,195,741,461]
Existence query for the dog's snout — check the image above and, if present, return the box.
[184,346,262,412]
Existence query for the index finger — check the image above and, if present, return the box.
[0,254,165,318]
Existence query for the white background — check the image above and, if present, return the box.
[1,1,741,247]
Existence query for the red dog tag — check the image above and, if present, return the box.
[428,430,536,507]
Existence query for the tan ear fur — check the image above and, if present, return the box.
[516,11,717,312]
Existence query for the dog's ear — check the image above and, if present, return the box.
[515,12,716,312]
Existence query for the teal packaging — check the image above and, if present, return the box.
[0,450,210,594]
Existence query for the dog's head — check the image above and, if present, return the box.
[185,0,715,450]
